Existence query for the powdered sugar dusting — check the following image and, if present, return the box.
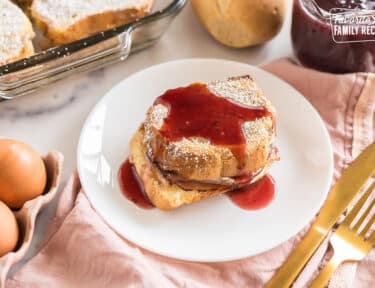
[207,75,270,108]
[0,0,34,65]
[164,138,217,174]
[169,138,211,164]
[208,76,275,147]
[243,118,273,148]
[143,104,168,158]
[33,0,152,29]
[149,104,168,129]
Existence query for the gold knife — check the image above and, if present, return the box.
[266,141,375,288]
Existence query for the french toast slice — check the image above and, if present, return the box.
[31,0,154,44]
[144,76,277,182]
[129,76,278,210]
[0,0,35,66]
[130,127,270,211]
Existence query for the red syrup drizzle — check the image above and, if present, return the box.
[118,160,154,209]
[228,175,275,210]
[154,83,272,168]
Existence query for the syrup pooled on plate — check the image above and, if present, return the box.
[118,160,154,209]
[228,175,275,210]
[154,83,272,167]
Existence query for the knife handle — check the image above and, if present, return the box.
[265,225,325,288]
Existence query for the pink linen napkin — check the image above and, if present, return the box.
[6,59,375,288]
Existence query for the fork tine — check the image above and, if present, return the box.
[353,198,375,232]
[368,229,375,243]
[360,213,375,238]
[343,181,375,226]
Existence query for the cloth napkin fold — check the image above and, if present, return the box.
[6,59,375,288]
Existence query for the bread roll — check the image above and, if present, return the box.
[191,0,286,48]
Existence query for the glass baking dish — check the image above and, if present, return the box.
[0,0,186,100]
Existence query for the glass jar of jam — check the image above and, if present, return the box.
[292,0,375,73]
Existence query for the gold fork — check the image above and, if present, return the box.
[266,142,375,288]
[310,181,375,287]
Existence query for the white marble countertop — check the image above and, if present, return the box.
[2,1,293,273]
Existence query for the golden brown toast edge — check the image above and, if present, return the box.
[31,0,154,44]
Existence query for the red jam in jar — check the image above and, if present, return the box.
[292,0,375,73]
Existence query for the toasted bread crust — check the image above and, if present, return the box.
[31,0,153,44]
[144,76,277,181]
[0,0,35,66]
[1,39,34,66]
[18,38,34,60]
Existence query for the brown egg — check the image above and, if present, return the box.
[0,139,47,208]
[0,201,19,257]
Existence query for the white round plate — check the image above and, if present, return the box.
[77,59,333,262]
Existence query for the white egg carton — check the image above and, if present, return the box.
[0,151,63,287]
